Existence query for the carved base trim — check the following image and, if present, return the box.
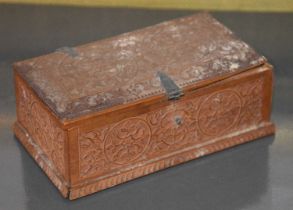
[13,122,69,198]
[69,122,275,200]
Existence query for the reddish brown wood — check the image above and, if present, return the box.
[13,13,275,200]
[13,13,266,121]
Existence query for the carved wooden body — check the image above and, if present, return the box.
[13,13,275,199]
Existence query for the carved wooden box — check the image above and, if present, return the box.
[13,13,275,199]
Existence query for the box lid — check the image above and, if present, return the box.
[14,13,266,120]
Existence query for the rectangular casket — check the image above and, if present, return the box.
[13,13,275,199]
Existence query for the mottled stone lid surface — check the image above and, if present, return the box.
[15,13,266,119]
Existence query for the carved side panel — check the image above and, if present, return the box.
[16,78,66,177]
[79,76,264,179]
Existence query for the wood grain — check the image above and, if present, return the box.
[14,64,275,199]
[12,13,275,199]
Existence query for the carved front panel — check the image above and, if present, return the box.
[79,76,264,179]
[16,78,66,177]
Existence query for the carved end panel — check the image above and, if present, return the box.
[15,75,67,180]
[77,69,270,181]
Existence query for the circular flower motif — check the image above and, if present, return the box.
[198,90,241,136]
[104,118,151,164]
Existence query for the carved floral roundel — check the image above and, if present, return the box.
[104,118,151,165]
[198,90,242,136]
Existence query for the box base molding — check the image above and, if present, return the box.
[13,121,275,200]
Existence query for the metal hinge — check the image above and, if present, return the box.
[157,71,183,100]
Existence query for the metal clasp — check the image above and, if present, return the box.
[157,71,183,100]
